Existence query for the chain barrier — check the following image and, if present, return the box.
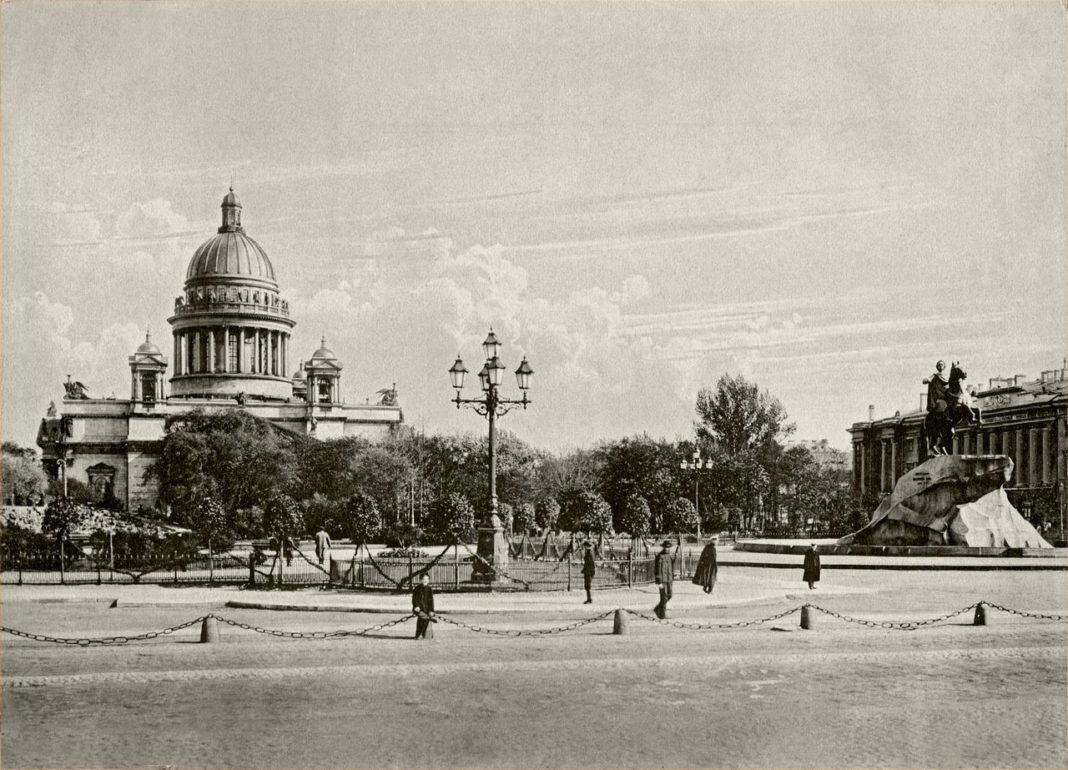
[2,601,1064,646]
[806,603,979,631]
[459,542,533,588]
[437,609,617,637]
[625,606,802,630]
[210,612,414,638]
[0,615,208,646]
[980,601,1066,621]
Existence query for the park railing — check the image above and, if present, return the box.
[1,534,699,590]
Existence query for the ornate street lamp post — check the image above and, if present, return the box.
[680,449,712,539]
[449,329,533,581]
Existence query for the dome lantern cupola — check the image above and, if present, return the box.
[220,186,243,232]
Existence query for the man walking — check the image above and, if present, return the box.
[314,526,332,568]
[803,543,821,590]
[412,573,436,640]
[654,539,675,619]
[581,540,596,604]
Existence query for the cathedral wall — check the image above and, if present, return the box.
[68,450,129,505]
[126,451,160,512]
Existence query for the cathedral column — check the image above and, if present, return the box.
[857,442,866,495]
[173,333,181,376]
[1015,429,1025,486]
[193,331,201,374]
[1029,429,1040,487]
[272,331,280,375]
[879,440,887,493]
[1041,428,1051,486]
[890,440,897,485]
[208,330,216,373]
[281,335,287,376]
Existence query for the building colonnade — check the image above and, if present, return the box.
[172,326,290,378]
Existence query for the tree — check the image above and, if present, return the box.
[426,493,476,542]
[1,444,47,505]
[559,490,613,535]
[695,373,794,455]
[153,409,298,524]
[339,491,382,546]
[594,436,681,532]
[192,495,233,551]
[41,497,90,578]
[534,497,560,533]
[497,502,514,537]
[618,493,652,538]
[513,502,536,536]
[262,494,305,543]
[663,497,698,534]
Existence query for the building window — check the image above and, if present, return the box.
[228,331,239,372]
[141,373,156,403]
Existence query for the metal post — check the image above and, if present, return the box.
[59,536,65,585]
[627,547,632,588]
[488,386,498,518]
[208,539,214,586]
[108,530,114,582]
[567,551,572,592]
[454,541,460,589]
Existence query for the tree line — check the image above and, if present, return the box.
[2,374,868,551]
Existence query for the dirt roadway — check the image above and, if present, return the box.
[2,570,1066,769]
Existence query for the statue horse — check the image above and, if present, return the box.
[923,362,981,456]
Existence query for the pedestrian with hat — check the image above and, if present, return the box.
[654,539,675,619]
[581,540,596,604]
[803,543,821,590]
[692,535,719,594]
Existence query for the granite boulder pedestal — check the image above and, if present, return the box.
[839,455,1051,548]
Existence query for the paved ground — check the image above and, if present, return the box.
[2,568,1066,768]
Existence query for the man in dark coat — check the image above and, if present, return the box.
[581,540,596,604]
[412,573,436,639]
[654,540,675,618]
[803,543,821,589]
[692,537,719,594]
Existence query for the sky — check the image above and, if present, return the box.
[2,2,1065,454]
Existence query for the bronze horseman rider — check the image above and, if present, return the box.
[923,360,981,455]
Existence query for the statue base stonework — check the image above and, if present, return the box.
[840,455,1051,548]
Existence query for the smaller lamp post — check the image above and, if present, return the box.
[680,449,712,539]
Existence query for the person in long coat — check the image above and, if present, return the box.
[803,543,821,589]
[692,537,719,594]
[581,540,596,604]
[412,573,436,639]
[654,540,675,618]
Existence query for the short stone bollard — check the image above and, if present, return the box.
[800,605,815,630]
[973,602,987,626]
[200,616,221,643]
[613,609,627,635]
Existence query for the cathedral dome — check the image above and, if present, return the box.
[186,232,276,284]
[135,332,161,355]
[184,188,277,289]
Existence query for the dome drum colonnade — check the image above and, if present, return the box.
[167,189,296,401]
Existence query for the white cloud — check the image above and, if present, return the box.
[115,199,190,240]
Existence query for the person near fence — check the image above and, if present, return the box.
[654,539,675,619]
[412,573,436,640]
[581,540,596,604]
[692,536,719,594]
[803,543,821,589]
[315,527,332,568]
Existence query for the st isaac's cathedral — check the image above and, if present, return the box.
[37,188,404,512]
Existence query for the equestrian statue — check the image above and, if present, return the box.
[922,359,981,455]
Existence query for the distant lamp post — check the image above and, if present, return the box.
[680,449,712,539]
[449,329,533,581]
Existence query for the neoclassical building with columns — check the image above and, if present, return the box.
[37,188,403,512]
[849,365,1068,526]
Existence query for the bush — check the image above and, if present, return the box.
[513,502,536,535]
[559,490,613,535]
[619,494,652,537]
[340,491,382,545]
[426,493,476,542]
[382,524,424,548]
[535,497,560,533]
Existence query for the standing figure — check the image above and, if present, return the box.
[692,536,719,594]
[412,573,436,640]
[803,543,821,590]
[581,540,596,604]
[315,527,332,568]
[654,540,675,619]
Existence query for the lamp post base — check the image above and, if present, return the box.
[471,524,510,584]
